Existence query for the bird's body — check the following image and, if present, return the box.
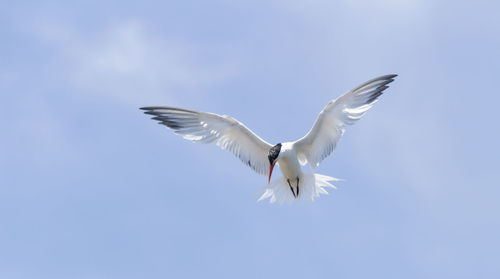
[274,142,303,198]
[277,142,302,184]
[141,74,397,203]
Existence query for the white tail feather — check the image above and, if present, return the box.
[257,173,341,204]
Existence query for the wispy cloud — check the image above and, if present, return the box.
[1,19,240,170]
[36,20,238,106]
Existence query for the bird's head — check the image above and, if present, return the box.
[267,143,282,183]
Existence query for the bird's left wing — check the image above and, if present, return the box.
[294,74,397,169]
[141,106,273,175]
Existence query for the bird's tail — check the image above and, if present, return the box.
[257,173,341,204]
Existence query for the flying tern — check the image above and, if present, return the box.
[141,74,397,203]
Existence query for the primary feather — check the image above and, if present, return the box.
[294,74,397,169]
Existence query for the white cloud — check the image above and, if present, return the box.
[282,0,429,22]
[37,20,238,106]
[2,19,240,169]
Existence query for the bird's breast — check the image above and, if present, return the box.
[277,155,302,180]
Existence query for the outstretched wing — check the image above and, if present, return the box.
[294,74,397,169]
[141,106,273,175]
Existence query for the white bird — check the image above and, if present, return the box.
[141,74,397,203]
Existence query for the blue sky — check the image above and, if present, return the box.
[1,0,500,278]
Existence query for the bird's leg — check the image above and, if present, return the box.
[287,179,297,198]
[296,177,300,197]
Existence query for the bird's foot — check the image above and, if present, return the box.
[296,177,300,197]
[287,179,297,198]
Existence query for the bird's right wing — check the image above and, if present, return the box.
[294,74,397,169]
[141,107,273,176]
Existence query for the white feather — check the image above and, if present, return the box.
[141,107,273,175]
[257,173,341,204]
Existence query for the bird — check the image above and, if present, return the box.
[140,74,397,203]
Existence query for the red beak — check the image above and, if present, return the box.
[268,162,275,184]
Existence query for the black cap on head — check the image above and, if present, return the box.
[268,143,282,165]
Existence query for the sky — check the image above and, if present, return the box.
[1,0,500,278]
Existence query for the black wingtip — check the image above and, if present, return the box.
[140,106,164,110]
[381,74,398,80]
[140,106,168,111]
[139,106,200,114]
